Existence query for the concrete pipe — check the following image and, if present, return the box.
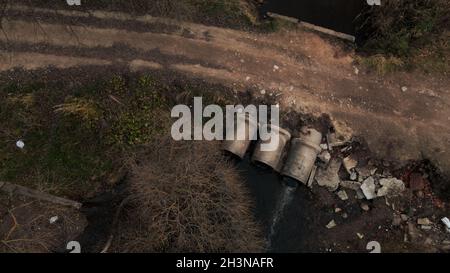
[282,127,322,185]
[223,114,258,159]
[251,124,291,172]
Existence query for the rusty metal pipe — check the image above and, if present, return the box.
[282,127,322,184]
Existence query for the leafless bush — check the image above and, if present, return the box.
[113,137,265,253]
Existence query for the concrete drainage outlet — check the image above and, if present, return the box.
[252,124,292,172]
[282,127,322,185]
[223,115,258,158]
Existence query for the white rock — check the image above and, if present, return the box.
[361,177,377,200]
[326,220,337,229]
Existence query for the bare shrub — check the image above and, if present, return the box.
[113,137,265,253]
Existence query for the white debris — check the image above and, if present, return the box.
[421,225,432,230]
[16,140,25,149]
[361,177,377,200]
[337,190,349,201]
[326,220,337,229]
[401,86,408,92]
[49,216,59,224]
[377,178,405,197]
[273,65,280,71]
[356,233,364,239]
[442,217,450,232]
[260,89,266,95]
[354,66,359,75]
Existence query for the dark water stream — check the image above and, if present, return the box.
[235,156,318,253]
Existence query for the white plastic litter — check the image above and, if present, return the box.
[49,216,59,224]
[16,140,25,149]
[442,217,450,232]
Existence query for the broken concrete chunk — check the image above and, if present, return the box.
[318,150,331,164]
[337,190,349,201]
[315,159,341,191]
[356,166,372,179]
[377,178,405,197]
[361,177,377,200]
[418,218,432,225]
[326,220,337,229]
[340,180,362,191]
[343,156,358,173]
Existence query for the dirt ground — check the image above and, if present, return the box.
[0,3,449,253]
[0,192,86,253]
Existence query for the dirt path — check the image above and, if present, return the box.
[1,4,449,176]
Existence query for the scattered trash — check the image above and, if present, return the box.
[335,207,342,213]
[356,233,364,239]
[49,216,59,224]
[353,66,359,75]
[377,178,405,197]
[401,86,408,92]
[315,159,341,191]
[16,140,25,149]
[361,177,377,200]
[260,89,266,95]
[337,190,349,201]
[343,156,358,174]
[273,65,280,71]
[441,217,450,232]
[326,220,337,229]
